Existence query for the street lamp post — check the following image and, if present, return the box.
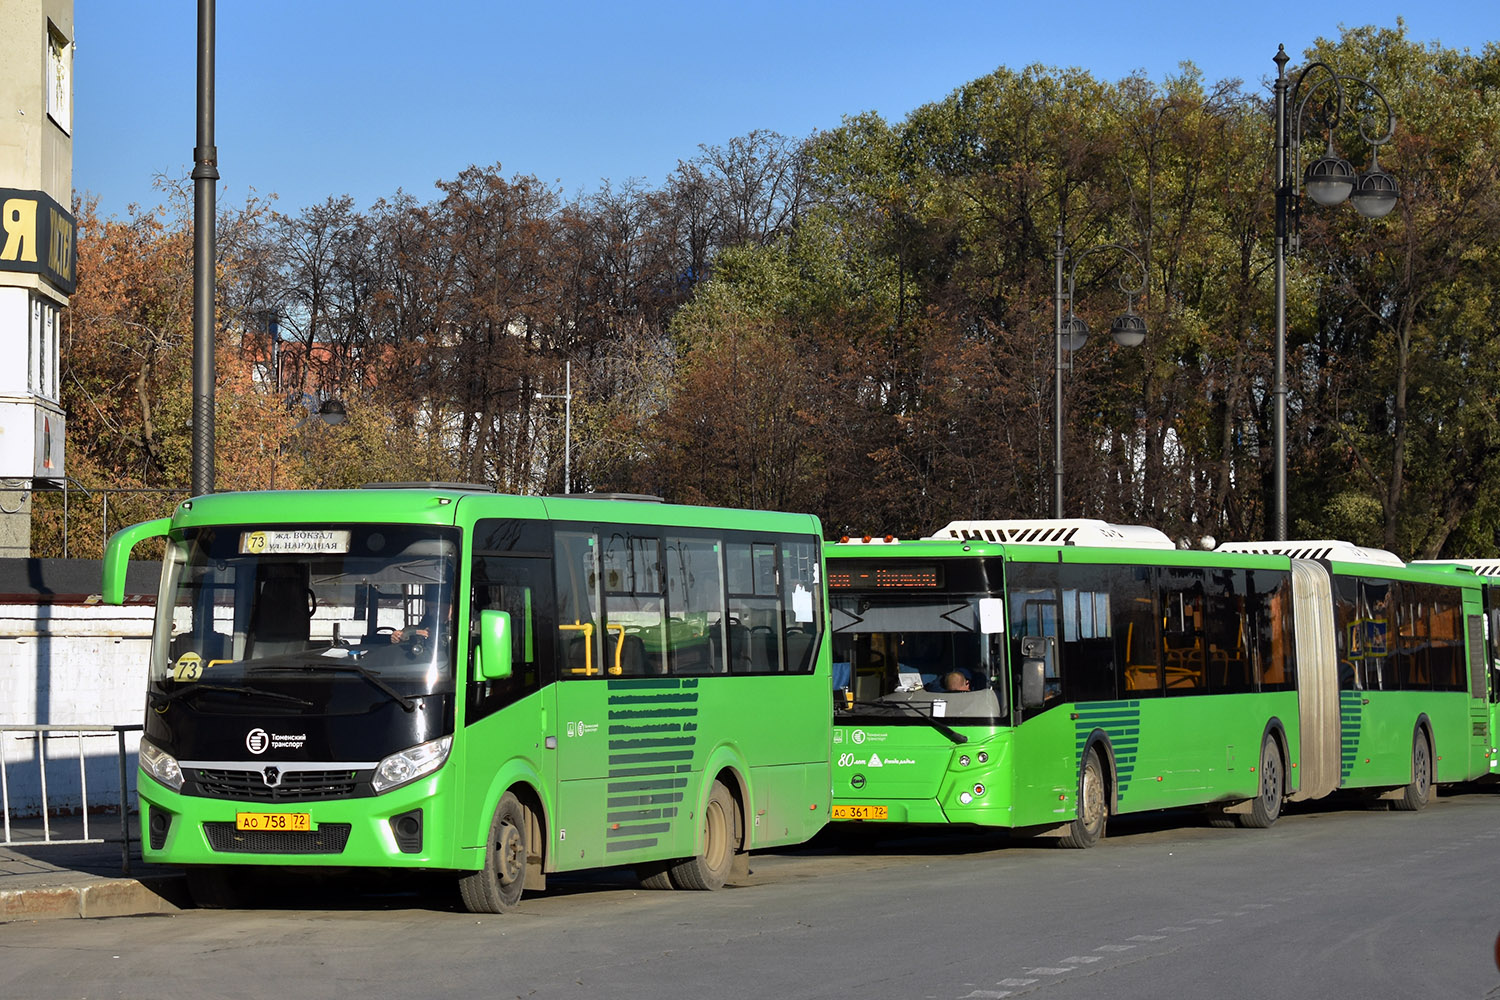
[537,361,572,493]
[1272,43,1397,539]
[1053,225,1149,518]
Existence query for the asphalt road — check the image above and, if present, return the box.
[6,789,1500,1000]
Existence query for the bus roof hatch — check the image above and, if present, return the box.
[926,519,1176,549]
[1216,539,1405,567]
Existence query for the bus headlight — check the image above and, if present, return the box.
[372,736,452,794]
[139,739,184,792]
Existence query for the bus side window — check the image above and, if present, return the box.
[1113,566,1159,696]
[1250,569,1293,692]
[780,539,821,674]
[1160,567,1207,694]
[554,530,603,676]
[600,530,665,676]
[468,556,554,723]
[726,540,781,673]
[666,535,726,675]
[1055,564,1116,703]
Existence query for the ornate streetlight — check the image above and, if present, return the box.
[1052,225,1149,518]
[1272,44,1397,539]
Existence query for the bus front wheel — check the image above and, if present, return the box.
[668,780,739,890]
[1394,729,1433,812]
[459,791,529,913]
[1059,750,1107,849]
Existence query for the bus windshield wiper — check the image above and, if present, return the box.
[847,699,968,745]
[149,684,314,709]
[248,661,417,713]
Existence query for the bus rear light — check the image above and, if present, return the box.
[959,755,971,767]
[977,751,988,764]
[972,783,985,796]
[959,792,973,805]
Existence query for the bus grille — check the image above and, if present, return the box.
[190,768,366,801]
[203,822,352,854]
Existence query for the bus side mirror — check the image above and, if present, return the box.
[1019,635,1049,709]
[477,610,513,681]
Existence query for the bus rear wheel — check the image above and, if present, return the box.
[667,780,738,890]
[1394,729,1433,812]
[1059,750,1107,849]
[636,862,674,890]
[459,791,529,913]
[1241,734,1284,829]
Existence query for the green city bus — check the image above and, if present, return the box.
[827,520,1489,846]
[102,485,832,909]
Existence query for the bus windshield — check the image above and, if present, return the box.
[150,523,460,711]
[831,592,1007,723]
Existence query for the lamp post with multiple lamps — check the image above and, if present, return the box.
[1052,225,1149,518]
[1272,43,1397,539]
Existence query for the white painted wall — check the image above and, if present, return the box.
[0,600,152,815]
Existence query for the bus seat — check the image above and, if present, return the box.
[248,576,310,658]
[615,634,647,675]
[727,624,754,672]
[785,628,814,673]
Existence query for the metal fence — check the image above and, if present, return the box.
[0,724,142,873]
[56,483,189,559]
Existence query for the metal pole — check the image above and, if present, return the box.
[563,361,572,493]
[191,0,219,497]
[117,728,131,874]
[1273,45,1290,541]
[1054,226,1066,518]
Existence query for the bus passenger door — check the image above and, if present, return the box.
[1464,596,1490,778]
[462,553,556,863]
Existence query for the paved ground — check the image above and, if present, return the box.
[0,817,187,922]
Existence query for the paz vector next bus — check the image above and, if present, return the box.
[103,485,832,910]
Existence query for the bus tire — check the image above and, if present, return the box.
[459,791,529,913]
[1241,733,1284,829]
[1058,749,1107,849]
[636,862,674,890]
[1394,728,1433,812]
[668,780,738,890]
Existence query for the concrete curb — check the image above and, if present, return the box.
[0,873,187,922]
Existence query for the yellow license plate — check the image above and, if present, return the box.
[235,811,311,832]
[831,804,888,821]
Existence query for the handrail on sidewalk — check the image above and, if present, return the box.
[0,724,143,874]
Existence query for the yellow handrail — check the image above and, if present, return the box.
[560,622,596,675]
[605,623,626,675]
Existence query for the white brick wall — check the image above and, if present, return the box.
[1,601,153,815]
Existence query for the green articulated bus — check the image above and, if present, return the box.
[827,520,1492,847]
[102,485,832,910]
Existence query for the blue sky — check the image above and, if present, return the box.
[73,2,1500,219]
